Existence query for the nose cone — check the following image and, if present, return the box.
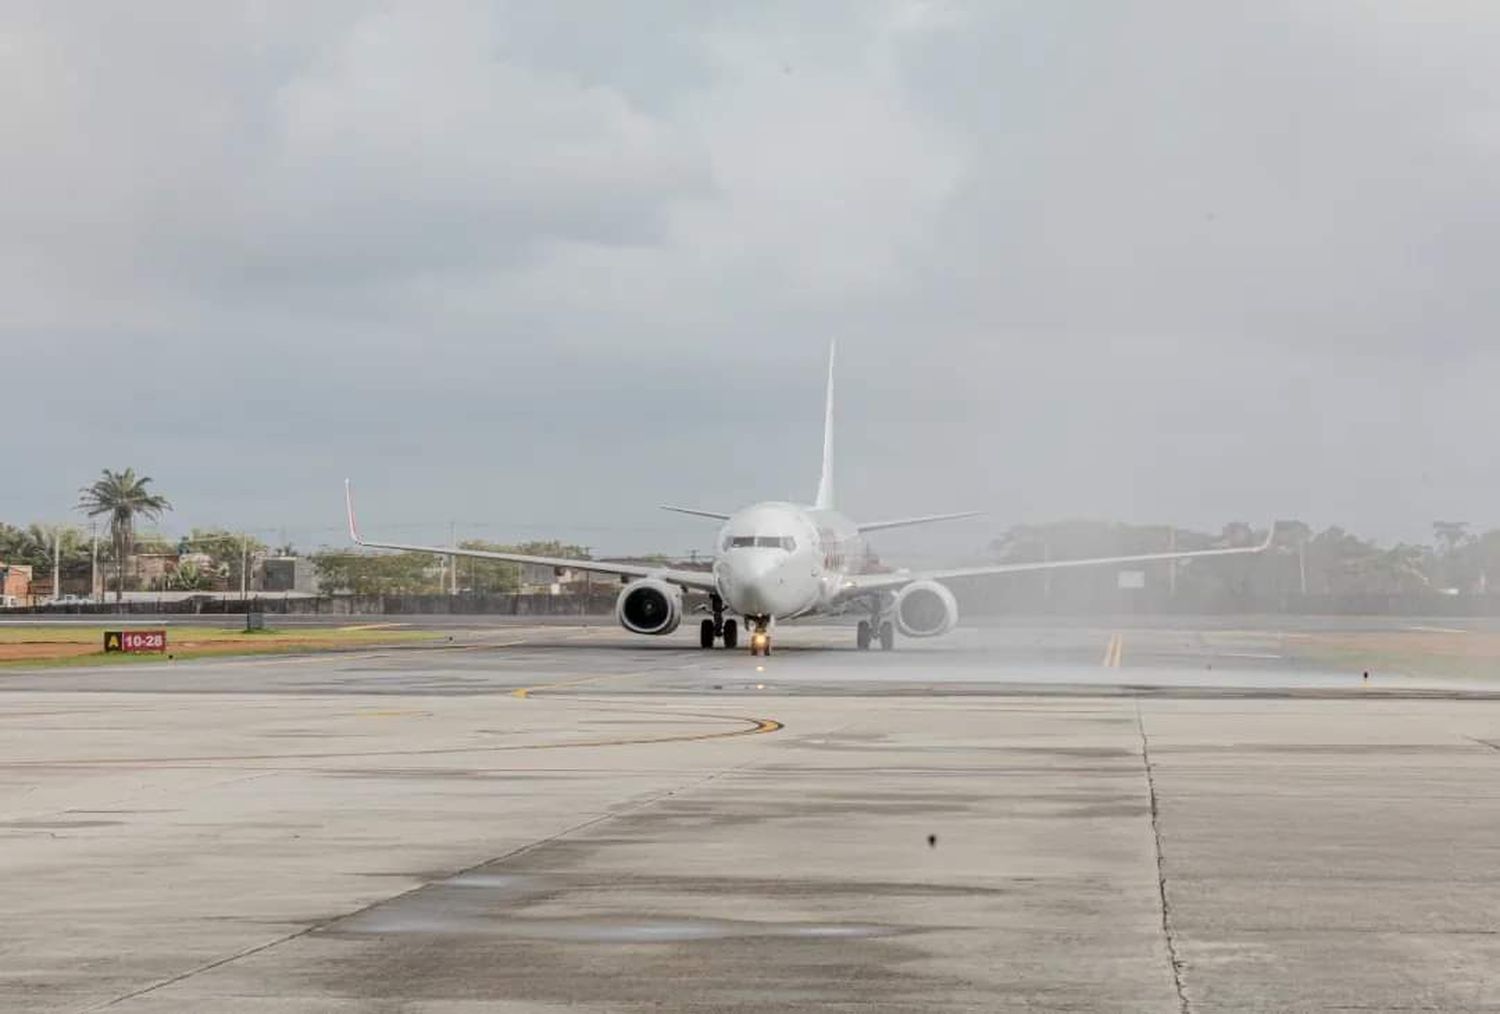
[718,550,775,613]
[718,549,807,617]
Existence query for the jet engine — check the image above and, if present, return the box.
[894,580,958,638]
[616,579,683,635]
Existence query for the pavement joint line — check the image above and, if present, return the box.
[3,705,782,767]
[1135,700,1190,1014]
[80,755,768,1012]
[452,638,530,651]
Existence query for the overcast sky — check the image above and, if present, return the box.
[5,2,1499,559]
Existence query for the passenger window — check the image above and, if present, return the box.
[728,536,757,548]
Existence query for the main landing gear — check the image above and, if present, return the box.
[699,595,739,650]
[855,599,895,651]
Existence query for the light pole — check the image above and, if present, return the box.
[1167,526,1177,598]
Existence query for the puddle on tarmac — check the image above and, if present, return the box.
[497,917,900,943]
[339,912,899,942]
[443,873,529,889]
[333,872,900,942]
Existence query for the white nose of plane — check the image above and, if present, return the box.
[718,548,802,617]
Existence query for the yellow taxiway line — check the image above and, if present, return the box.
[1102,632,1124,668]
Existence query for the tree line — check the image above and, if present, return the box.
[10,467,1500,605]
[982,519,1500,610]
[306,541,592,596]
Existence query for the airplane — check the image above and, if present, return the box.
[345,344,1273,656]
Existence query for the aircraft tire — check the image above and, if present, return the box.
[878,621,895,651]
[723,619,738,649]
[700,619,715,649]
[856,620,872,650]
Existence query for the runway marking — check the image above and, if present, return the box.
[1102,633,1124,668]
[511,661,695,698]
[512,671,625,698]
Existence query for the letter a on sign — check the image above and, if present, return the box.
[104,631,122,652]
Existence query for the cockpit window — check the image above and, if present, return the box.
[723,535,796,551]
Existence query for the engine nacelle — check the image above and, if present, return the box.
[894,580,958,638]
[616,579,683,635]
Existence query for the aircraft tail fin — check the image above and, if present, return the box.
[814,341,836,510]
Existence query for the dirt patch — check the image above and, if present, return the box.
[171,636,338,652]
[0,626,435,666]
[0,642,98,662]
[1291,630,1500,680]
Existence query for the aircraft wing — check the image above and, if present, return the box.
[345,482,719,592]
[659,505,732,521]
[856,511,982,534]
[835,525,1275,599]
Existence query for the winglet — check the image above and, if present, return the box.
[344,479,363,545]
[1258,521,1277,551]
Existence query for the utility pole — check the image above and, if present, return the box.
[53,527,61,603]
[1167,527,1177,598]
[91,524,100,602]
[449,520,457,596]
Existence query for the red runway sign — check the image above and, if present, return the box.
[103,630,166,653]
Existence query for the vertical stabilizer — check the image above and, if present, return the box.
[815,341,836,510]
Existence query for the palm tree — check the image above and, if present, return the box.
[76,468,172,604]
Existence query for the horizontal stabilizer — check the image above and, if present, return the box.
[659,505,733,521]
[856,511,982,534]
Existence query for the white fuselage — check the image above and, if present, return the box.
[710,501,868,620]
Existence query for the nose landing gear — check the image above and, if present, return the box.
[749,616,772,657]
[699,595,740,649]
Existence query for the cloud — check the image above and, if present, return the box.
[3,2,1500,549]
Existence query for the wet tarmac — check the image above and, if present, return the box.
[4,620,1500,1011]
